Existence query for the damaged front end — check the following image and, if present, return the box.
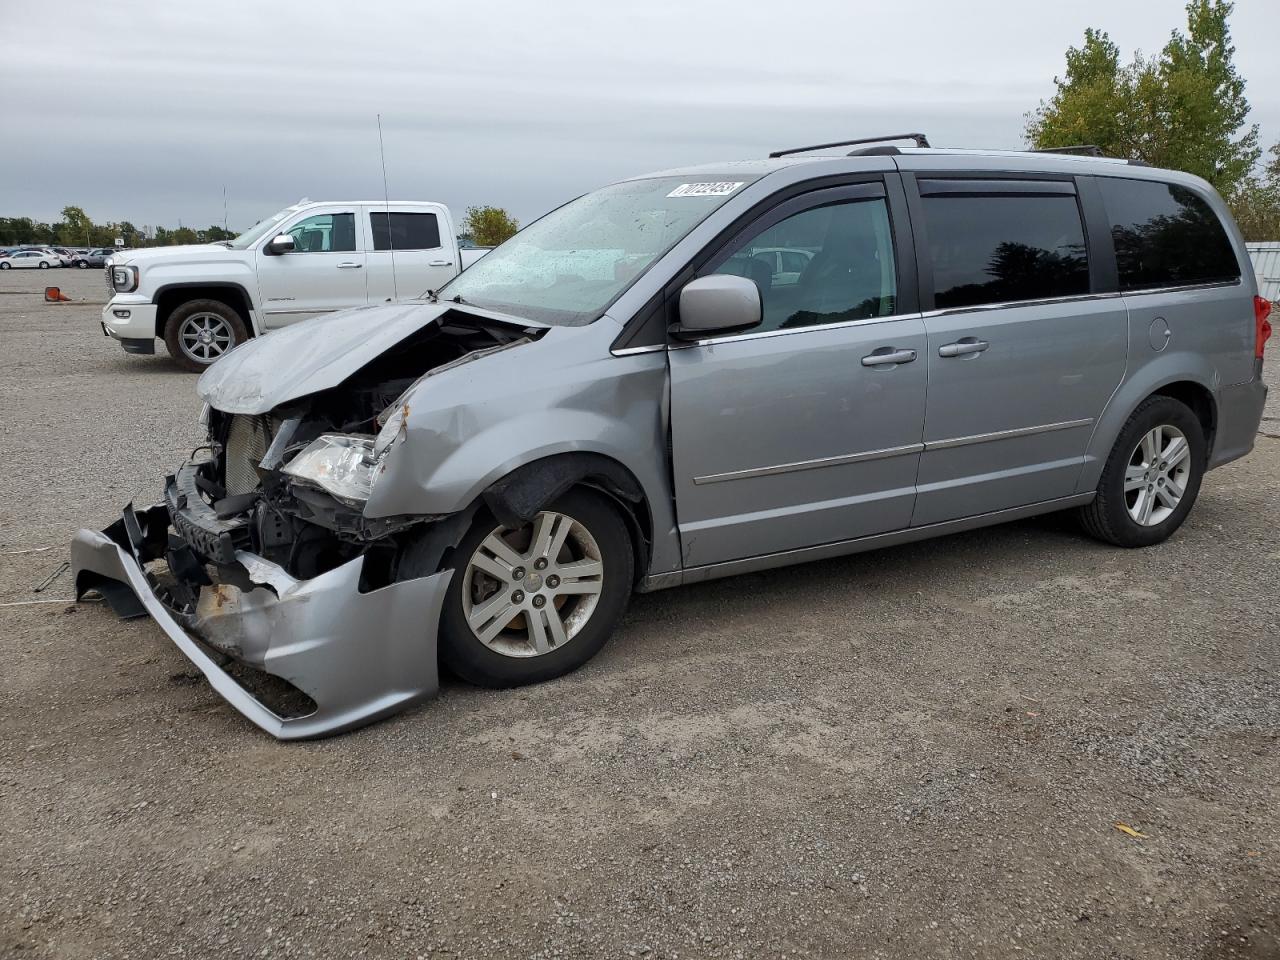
[72,307,538,739]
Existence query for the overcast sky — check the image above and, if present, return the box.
[4,0,1278,233]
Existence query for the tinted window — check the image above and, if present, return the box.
[923,192,1089,309]
[370,211,441,251]
[1096,178,1239,291]
[286,213,355,252]
[712,199,896,332]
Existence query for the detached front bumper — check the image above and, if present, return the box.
[71,505,451,740]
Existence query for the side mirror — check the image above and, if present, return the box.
[674,274,762,339]
[266,234,296,255]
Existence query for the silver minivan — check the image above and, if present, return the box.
[74,136,1272,739]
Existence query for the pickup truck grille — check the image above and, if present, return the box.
[224,415,277,496]
[104,265,113,296]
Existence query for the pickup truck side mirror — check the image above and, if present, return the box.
[265,234,296,255]
[672,274,762,339]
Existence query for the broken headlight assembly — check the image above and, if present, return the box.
[281,404,408,507]
[283,435,382,506]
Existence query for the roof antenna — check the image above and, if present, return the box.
[377,113,398,301]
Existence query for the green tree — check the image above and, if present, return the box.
[1026,1,1261,198]
[464,205,519,247]
[58,205,95,247]
[1231,144,1280,240]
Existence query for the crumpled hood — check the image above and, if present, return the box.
[197,301,455,414]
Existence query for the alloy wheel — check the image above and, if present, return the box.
[461,510,605,658]
[1125,424,1191,526]
[178,312,234,364]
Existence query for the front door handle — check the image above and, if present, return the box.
[861,348,917,367]
[938,338,989,358]
[336,261,363,269]
[428,259,453,267]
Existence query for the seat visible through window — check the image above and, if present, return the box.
[712,199,896,332]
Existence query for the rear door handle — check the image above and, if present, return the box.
[938,338,989,357]
[337,261,363,269]
[861,348,917,367]
[428,259,453,267]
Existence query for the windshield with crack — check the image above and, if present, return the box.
[436,176,757,326]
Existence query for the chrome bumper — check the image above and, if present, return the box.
[70,506,451,740]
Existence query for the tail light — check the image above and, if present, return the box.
[1256,295,1273,359]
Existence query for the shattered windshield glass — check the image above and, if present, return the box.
[437,176,757,326]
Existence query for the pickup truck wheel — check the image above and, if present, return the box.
[434,488,633,688]
[163,299,248,372]
[1078,396,1205,548]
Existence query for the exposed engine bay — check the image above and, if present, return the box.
[166,310,536,606]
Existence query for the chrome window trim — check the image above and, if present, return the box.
[667,310,921,350]
[693,442,924,485]
[920,279,1243,319]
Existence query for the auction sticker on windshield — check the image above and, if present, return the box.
[667,182,744,198]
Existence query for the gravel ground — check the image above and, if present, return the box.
[2,268,1278,960]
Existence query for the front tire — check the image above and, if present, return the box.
[0,262,9,270]
[1078,395,1205,547]
[163,299,248,373]
[429,487,634,688]
[77,260,88,268]
[38,261,49,269]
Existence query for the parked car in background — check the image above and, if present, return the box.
[0,249,59,269]
[72,248,116,269]
[73,137,1270,739]
[99,200,490,371]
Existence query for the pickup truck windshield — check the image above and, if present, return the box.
[437,176,757,326]
[225,206,301,251]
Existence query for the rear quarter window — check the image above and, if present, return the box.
[1096,177,1240,291]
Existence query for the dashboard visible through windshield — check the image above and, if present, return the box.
[437,176,758,326]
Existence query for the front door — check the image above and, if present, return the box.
[255,209,367,327]
[907,177,1128,526]
[669,182,927,569]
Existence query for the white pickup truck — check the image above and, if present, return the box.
[101,200,490,371]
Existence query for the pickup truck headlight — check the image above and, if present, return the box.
[111,265,139,292]
[282,435,382,506]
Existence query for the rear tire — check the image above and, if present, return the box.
[419,487,634,688]
[77,260,88,268]
[1078,396,1205,547]
[38,261,49,269]
[163,299,248,373]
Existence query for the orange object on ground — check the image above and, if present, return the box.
[44,287,73,303]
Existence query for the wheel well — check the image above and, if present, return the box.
[155,285,254,339]
[480,453,654,585]
[1151,381,1216,452]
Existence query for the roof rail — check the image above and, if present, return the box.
[769,133,930,159]
[1028,145,1104,157]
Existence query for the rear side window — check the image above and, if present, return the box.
[370,212,441,251]
[1096,178,1239,291]
[921,188,1089,309]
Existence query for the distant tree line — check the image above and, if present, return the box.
[0,205,236,248]
[1027,0,1280,241]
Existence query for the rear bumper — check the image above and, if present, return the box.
[70,505,451,740]
[1210,376,1268,469]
